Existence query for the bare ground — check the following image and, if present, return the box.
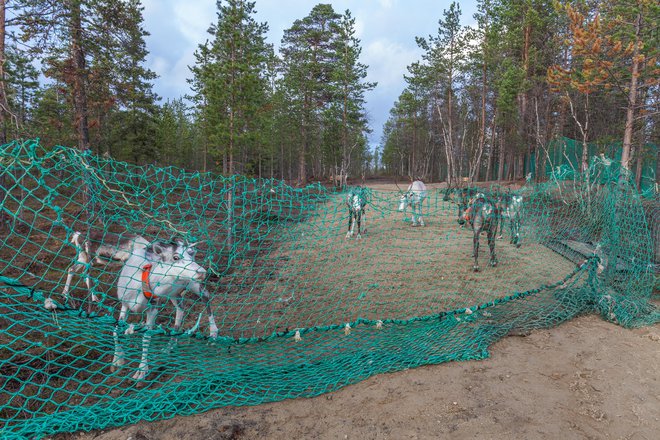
[62,315,659,440]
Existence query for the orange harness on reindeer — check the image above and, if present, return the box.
[463,205,474,223]
[141,264,154,299]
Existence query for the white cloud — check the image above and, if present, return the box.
[363,38,420,90]
[149,56,170,75]
[171,1,215,46]
[378,0,396,9]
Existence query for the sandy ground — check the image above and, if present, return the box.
[61,315,659,440]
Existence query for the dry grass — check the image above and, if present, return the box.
[219,184,578,339]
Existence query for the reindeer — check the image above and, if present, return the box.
[62,230,149,306]
[346,186,368,239]
[398,180,428,227]
[330,167,348,188]
[458,192,499,271]
[496,190,523,247]
[112,239,219,380]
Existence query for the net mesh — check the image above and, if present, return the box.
[1,139,657,439]
[542,137,658,198]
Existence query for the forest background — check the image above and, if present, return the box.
[0,0,657,188]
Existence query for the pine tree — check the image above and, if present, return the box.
[30,85,75,147]
[18,0,157,153]
[329,9,376,182]
[156,98,196,168]
[0,0,21,142]
[5,47,40,130]
[189,0,272,175]
[280,4,342,184]
[600,0,659,172]
[414,1,467,185]
[93,0,159,159]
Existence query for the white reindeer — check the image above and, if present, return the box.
[62,230,149,304]
[346,187,368,239]
[495,191,524,247]
[398,180,428,227]
[112,240,219,380]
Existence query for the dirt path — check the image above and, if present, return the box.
[64,315,659,440]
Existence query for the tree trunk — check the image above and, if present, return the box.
[299,125,307,185]
[485,116,497,182]
[497,136,505,182]
[485,146,493,182]
[0,0,8,229]
[71,0,90,151]
[634,144,643,190]
[342,83,348,180]
[203,137,208,173]
[280,140,284,181]
[229,107,234,175]
[481,13,491,181]
[0,0,8,144]
[621,12,642,172]
[517,22,531,172]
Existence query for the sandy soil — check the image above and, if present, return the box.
[61,315,659,440]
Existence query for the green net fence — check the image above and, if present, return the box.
[1,140,658,439]
[543,137,658,198]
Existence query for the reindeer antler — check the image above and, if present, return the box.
[394,176,403,193]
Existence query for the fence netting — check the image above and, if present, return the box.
[1,140,657,438]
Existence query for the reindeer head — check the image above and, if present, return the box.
[347,189,367,213]
[148,240,207,284]
[398,192,411,211]
[456,189,472,225]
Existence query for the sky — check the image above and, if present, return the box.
[141,0,478,149]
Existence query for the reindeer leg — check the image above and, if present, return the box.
[187,312,204,336]
[473,227,480,272]
[112,305,129,371]
[207,302,219,338]
[488,224,498,267]
[84,272,100,314]
[508,217,514,244]
[164,299,184,355]
[184,286,219,338]
[172,299,184,330]
[346,212,353,238]
[513,216,521,248]
[133,307,158,380]
[87,276,100,303]
[182,299,204,337]
[204,289,219,338]
[62,262,84,305]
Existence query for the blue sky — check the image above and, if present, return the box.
[141,0,478,149]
